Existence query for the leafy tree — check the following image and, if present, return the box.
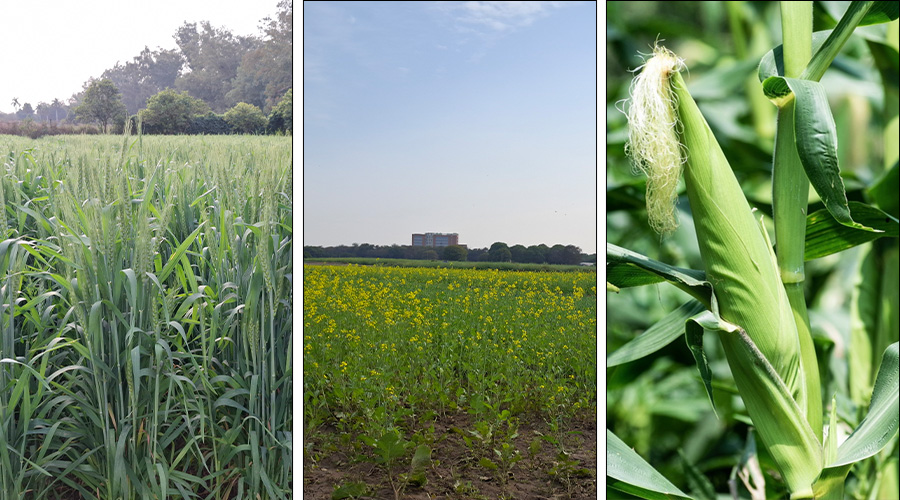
[224,102,266,134]
[188,112,231,135]
[102,47,184,114]
[387,245,405,259]
[304,246,326,258]
[16,102,35,120]
[477,252,494,262]
[174,21,259,111]
[525,244,549,263]
[267,88,292,133]
[228,0,292,110]
[509,244,528,263]
[357,243,376,257]
[73,79,127,133]
[443,245,467,261]
[488,242,512,262]
[467,247,488,261]
[548,244,582,265]
[139,89,210,134]
[35,102,51,122]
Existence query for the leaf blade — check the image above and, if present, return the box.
[607,300,706,367]
[607,429,693,500]
[830,342,899,467]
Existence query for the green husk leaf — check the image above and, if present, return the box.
[812,462,852,500]
[761,76,879,232]
[804,202,899,260]
[717,326,824,496]
[684,310,726,416]
[682,305,823,495]
[607,429,693,500]
[607,300,707,367]
[671,69,805,400]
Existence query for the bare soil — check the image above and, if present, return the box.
[303,412,597,500]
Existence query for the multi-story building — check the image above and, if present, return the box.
[412,232,459,248]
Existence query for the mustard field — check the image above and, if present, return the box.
[303,264,597,497]
[304,265,596,422]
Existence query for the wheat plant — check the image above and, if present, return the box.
[0,132,292,499]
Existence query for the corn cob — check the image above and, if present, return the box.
[626,45,822,497]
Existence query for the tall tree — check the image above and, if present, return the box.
[489,242,512,262]
[227,0,292,111]
[50,98,66,122]
[102,47,184,114]
[35,102,51,122]
[267,88,292,133]
[73,79,127,133]
[174,21,259,112]
[16,103,35,120]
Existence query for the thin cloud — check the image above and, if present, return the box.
[453,1,565,32]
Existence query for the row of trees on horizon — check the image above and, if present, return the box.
[304,242,597,265]
[1,0,291,137]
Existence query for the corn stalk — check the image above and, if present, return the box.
[608,3,900,497]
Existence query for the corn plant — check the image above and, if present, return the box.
[607,2,898,499]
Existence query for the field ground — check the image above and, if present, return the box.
[304,412,597,499]
[303,264,597,499]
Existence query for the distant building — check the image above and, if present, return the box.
[412,232,459,248]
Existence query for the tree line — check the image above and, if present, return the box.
[304,242,597,266]
[1,0,291,138]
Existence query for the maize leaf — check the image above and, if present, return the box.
[804,202,899,261]
[607,429,693,500]
[762,76,878,232]
[606,243,712,307]
[607,300,706,368]
[684,310,722,415]
[814,343,899,497]
[829,342,899,468]
[868,161,899,218]
[678,449,716,500]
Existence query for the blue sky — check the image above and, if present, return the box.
[303,1,597,253]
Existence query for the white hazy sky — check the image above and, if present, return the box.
[0,0,281,112]
[303,1,598,253]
